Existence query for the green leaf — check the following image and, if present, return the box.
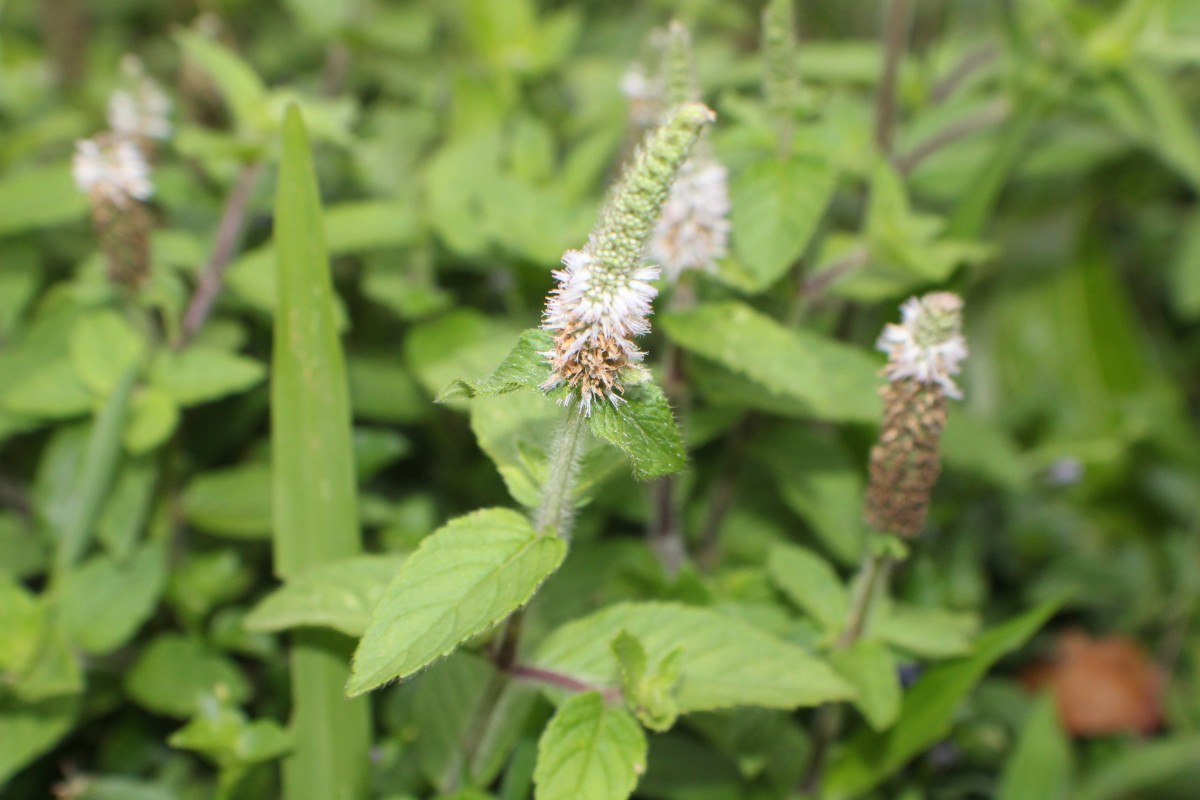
[123,386,179,454]
[97,457,157,559]
[182,463,272,539]
[1,359,94,419]
[535,602,853,713]
[149,347,265,407]
[0,694,79,786]
[586,378,686,481]
[347,508,567,695]
[406,310,524,398]
[60,541,167,654]
[612,631,682,732]
[829,642,901,732]
[175,30,271,137]
[824,601,1059,798]
[767,543,849,634]
[731,156,836,288]
[273,105,371,800]
[69,310,144,395]
[347,355,427,424]
[996,694,1071,800]
[757,427,866,565]
[226,200,420,313]
[0,163,89,236]
[0,577,43,676]
[874,602,978,658]
[533,692,647,800]
[662,302,881,423]
[125,635,249,718]
[1168,207,1200,319]
[436,329,553,402]
[244,554,405,637]
[169,700,292,768]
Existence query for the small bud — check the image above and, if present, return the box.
[864,292,967,538]
[542,102,715,414]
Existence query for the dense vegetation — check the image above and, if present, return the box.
[2,1,1200,798]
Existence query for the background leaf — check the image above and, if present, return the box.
[533,692,647,800]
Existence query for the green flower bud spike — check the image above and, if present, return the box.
[542,101,716,415]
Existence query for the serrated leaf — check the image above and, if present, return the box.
[534,692,647,800]
[767,543,849,634]
[662,302,881,423]
[436,329,553,401]
[535,603,853,713]
[244,554,405,637]
[347,508,566,695]
[586,379,685,481]
[731,156,836,288]
[825,601,1059,798]
[149,347,265,407]
[60,542,167,654]
[829,641,901,732]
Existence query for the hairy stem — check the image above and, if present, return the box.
[535,407,589,538]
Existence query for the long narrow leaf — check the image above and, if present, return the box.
[272,104,370,800]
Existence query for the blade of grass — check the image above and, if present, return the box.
[272,104,370,800]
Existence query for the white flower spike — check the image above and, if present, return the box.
[876,292,968,400]
[72,135,154,207]
[649,155,730,280]
[107,55,172,142]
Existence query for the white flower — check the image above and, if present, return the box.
[877,292,968,399]
[649,156,730,280]
[541,250,660,415]
[72,136,153,207]
[107,55,172,141]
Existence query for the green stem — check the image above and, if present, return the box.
[534,408,588,538]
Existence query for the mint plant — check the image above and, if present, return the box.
[4,2,1200,799]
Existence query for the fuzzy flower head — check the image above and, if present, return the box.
[72,134,153,207]
[542,102,715,415]
[107,55,172,141]
[649,155,730,280]
[877,292,968,400]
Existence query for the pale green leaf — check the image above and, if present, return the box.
[731,156,836,288]
[534,602,853,713]
[829,641,901,732]
[347,508,567,695]
[0,163,89,236]
[69,310,144,395]
[60,542,167,654]
[405,310,524,398]
[534,692,647,800]
[244,554,405,637]
[767,543,849,634]
[125,635,249,718]
[123,386,179,454]
[149,347,265,407]
[875,602,978,658]
[1,360,94,419]
[662,302,881,423]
